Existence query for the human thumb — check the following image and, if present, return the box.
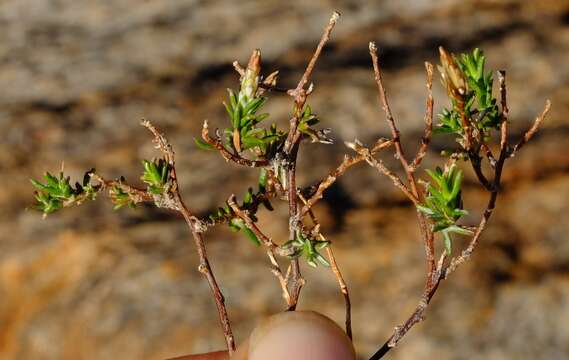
[233,310,355,360]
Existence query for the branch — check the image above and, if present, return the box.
[346,140,419,205]
[227,194,292,307]
[326,245,352,340]
[368,42,435,282]
[410,62,434,171]
[288,11,341,100]
[498,71,509,151]
[283,11,341,309]
[298,192,352,340]
[201,120,270,167]
[509,100,551,157]
[369,250,448,360]
[299,138,393,218]
[89,173,154,204]
[142,120,236,354]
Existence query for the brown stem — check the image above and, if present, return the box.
[410,62,434,171]
[89,173,154,204]
[179,206,235,354]
[480,142,497,168]
[326,245,352,340]
[201,120,269,167]
[283,12,340,310]
[286,143,304,310]
[227,194,292,307]
[509,100,551,157]
[287,11,341,100]
[347,142,419,205]
[368,42,435,281]
[299,139,393,218]
[298,193,352,339]
[498,71,509,151]
[141,120,236,354]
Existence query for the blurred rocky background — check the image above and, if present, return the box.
[1,0,568,359]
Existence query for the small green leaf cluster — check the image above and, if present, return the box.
[110,179,137,210]
[228,217,261,246]
[223,90,282,154]
[297,105,332,144]
[141,159,171,195]
[31,170,97,215]
[417,164,472,253]
[437,48,500,137]
[281,231,330,268]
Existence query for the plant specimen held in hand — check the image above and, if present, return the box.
[31,12,550,359]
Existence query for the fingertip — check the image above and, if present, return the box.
[247,311,355,360]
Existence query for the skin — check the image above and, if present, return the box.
[169,311,356,360]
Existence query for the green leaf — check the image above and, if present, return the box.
[306,258,318,268]
[243,188,253,206]
[417,204,435,216]
[242,226,261,246]
[229,218,244,232]
[442,230,452,254]
[315,240,331,250]
[194,138,215,151]
[447,225,473,236]
[449,169,464,200]
[315,252,330,267]
[258,168,268,192]
[141,158,170,194]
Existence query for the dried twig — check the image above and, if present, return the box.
[368,42,436,281]
[410,62,434,171]
[142,120,236,354]
[297,192,352,339]
[509,100,551,157]
[283,11,341,309]
[326,245,352,340]
[299,138,393,217]
[345,140,419,205]
[227,194,292,306]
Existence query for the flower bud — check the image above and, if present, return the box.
[437,47,467,100]
[240,49,261,102]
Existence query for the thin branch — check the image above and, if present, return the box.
[480,142,497,168]
[288,11,341,99]
[326,245,352,340]
[141,120,236,354]
[232,61,245,76]
[299,138,393,217]
[227,195,277,249]
[410,62,434,171]
[297,192,352,339]
[89,173,154,204]
[369,42,435,282]
[346,140,419,206]
[368,42,409,173]
[498,71,509,151]
[509,100,551,157]
[227,194,292,307]
[470,153,494,191]
[283,12,341,309]
[366,52,550,360]
[201,120,269,167]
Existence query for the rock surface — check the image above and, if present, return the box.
[0,1,568,359]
